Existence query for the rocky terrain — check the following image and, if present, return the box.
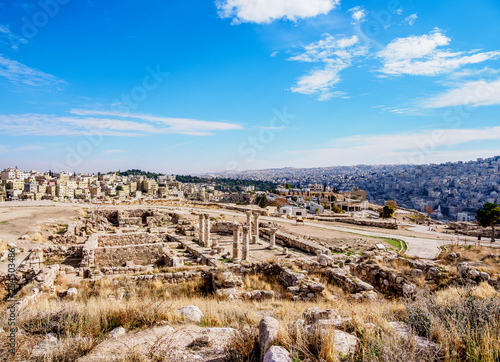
[0,201,499,361]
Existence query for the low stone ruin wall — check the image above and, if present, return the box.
[94,243,165,267]
[317,267,374,294]
[41,245,82,259]
[129,270,204,283]
[97,232,164,247]
[447,222,500,238]
[211,221,238,235]
[48,234,78,244]
[350,262,415,297]
[260,229,329,255]
[318,217,399,229]
[81,234,98,267]
[229,262,325,301]
[166,234,219,268]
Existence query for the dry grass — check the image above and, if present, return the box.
[0,239,8,252]
[438,244,500,278]
[0,274,499,361]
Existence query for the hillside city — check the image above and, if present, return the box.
[209,156,500,222]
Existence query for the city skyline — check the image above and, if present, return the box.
[1,0,500,173]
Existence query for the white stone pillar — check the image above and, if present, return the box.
[245,211,252,239]
[204,213,211,248]
[252,212,260,244]
[242,225,250,261]
[232,224,242,262]
[269,227,277,249]
[198,213,205,246]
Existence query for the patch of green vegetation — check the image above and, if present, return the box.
[385,238,402,249]
[219,257,232,263]
[0,221,8,225]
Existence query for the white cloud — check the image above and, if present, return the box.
[348,6,367,24]
[378,29,500,76]
[281,126,500,167]
[0,54,66,87]
[289,34,368,100]
[0,25,27,50]
[0,110,244,137]
[424,78,500,108]
[403,13,417,26]
[216,0,339,24]
[71,109,243,134]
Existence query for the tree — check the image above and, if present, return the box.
[285,183,292,190]
[476,203,500,245]
[331,205,342,214]
[423,205,434,218]
[380,205,395,219]
[115,185,123,191]
[386,200,399,209]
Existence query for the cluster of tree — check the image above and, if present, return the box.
[380,205,395,219]
[476,203,500,244]
[176,176,276,192]
[112,169,161,178]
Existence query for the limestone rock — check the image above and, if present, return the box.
[259,316,280,360]
[109,327,125,338]
[67,287,77,297]
[263,346,292,362]
[457,262,470,277]
[32,333,58,357]
[330,330,357,356]
[179,305,204,323]
[303,307,340,323]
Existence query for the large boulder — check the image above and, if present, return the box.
[303,307,340,323]
[109,327,125,338]
[457,262,470,278]
[263,346,292,362]
[178,305,204,323]
[388,322,441,354]
[31,333,58,358]
[259,316,280,360]
[318,253,335,266]
[331,330,357,356]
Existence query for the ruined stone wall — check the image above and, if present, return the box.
[317,217,399,229]
[97,232,164,247]
[94,243,165,267]
[260,229,330,255]
[350,262,414,297]
[317,267,374,294]
[48,235,78,244]
[212,221,238,235]
[448,222,500,238]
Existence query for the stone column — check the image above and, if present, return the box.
[204,213,211,248]
[242,225,250,261]
[252,212,260,244]
[232,224,242,262]
[245,210,253,238]
[198,214,205,246]
[269,227,277,249]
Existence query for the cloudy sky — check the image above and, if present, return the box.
[1,0,500,173]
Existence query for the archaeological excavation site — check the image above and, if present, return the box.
[1,204,500,361]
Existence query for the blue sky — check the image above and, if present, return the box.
[1,0,500,174]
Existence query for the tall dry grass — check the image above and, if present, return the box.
[0,273,499,361]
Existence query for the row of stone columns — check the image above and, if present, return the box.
[231,223,277,262]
